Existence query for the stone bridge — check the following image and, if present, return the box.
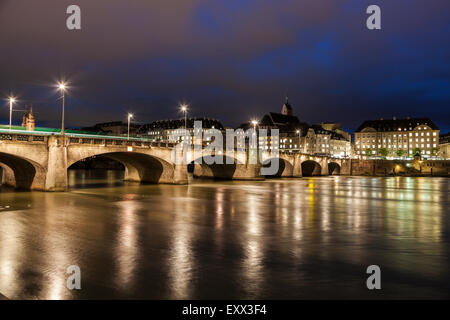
[0,131,350,191]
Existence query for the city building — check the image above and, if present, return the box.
[439,133,450,159]
[137,117,225,145]
[21,105,35,131]
[304,124,351,157]
[256,96,309,153]
[251,96,351,157]
[82,121,140,136]
[354,117,440,159]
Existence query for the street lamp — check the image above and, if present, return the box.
[296,129,302,153]
[58,82,66,135]
[180,104,188,130]
[180,104,188,144]
[8,96,16,131]
[251,120,258,149]
[127,113,133,140]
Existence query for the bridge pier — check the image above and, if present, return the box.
[233,163,264,180]
[172,163,188,184]
[45,136,68,191]
[0,164,16,188]
[233,148,263,180]
[292,156,303,177]
[340,159,352,175]
[320,159,329,176]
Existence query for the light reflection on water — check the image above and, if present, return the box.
[0,170,449,299]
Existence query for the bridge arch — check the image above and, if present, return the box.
[189,155,237,179]
[262,157,294,177]
[68,151,176,184]
[0,152,47,190]
[301,160,322,176]
[328,162,341,175]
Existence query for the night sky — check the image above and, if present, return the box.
[0,0,449,133]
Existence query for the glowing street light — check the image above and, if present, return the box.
[8,96,16,131]
[180,104,188,130]
[180,104,188,144]
[251,120,258,149]
[127,113,133,140]
[57,82,67,136]
[296,129,302,152]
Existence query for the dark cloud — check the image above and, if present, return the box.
[0,0,449,132]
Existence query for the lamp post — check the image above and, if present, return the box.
[127,113,133,140]
[58,82,66,136]
[180,104,188,144]
[251,120,258,149]
[8,97,15,131]
[296,129,302,153]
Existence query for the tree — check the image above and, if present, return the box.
[413,148,421,156]
[431,147,439,156]
[378,148,389,158]
[365,148,372,157]
[396,149,404,158]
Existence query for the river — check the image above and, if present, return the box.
[0,169,449,299]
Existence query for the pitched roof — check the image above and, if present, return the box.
[137,117,224,133]
[355,118,439,132]
[258,112,309,134]
[311,124,347,140]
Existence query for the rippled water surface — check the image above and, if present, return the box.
[0,170,449,299]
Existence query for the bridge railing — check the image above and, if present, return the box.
[0,132,48,144]
[0,128,181,149]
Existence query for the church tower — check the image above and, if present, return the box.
[22,105,35,131]
[281,94,293,116]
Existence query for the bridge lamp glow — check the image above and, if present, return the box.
[127,146,133,152]
[127,113,133,140]
[251,120,258,126]
[57,81,67,136]
[180,104,188,138]
[296,130,302,152]
[8,96,16,131]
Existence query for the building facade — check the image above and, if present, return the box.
[137,118,225,146]
[354,117,440,159]
[82,121,140,136]
[21,105,35,131]
[439,133,450,159]
[249,96,351,158]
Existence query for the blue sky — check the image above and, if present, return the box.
[0,0,449,133]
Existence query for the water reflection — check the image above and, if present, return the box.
[114,201,140,291]
[0,172,449,299]
[168,194,195,299]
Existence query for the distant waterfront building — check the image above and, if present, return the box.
[439,133,450,159]
[137,117,225,145]
[251,96,351,157]
[354,117,440,159]
[82,121,140,136]
[21,105,35,131]
[254,95,308,153]
[304,123,351,157]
